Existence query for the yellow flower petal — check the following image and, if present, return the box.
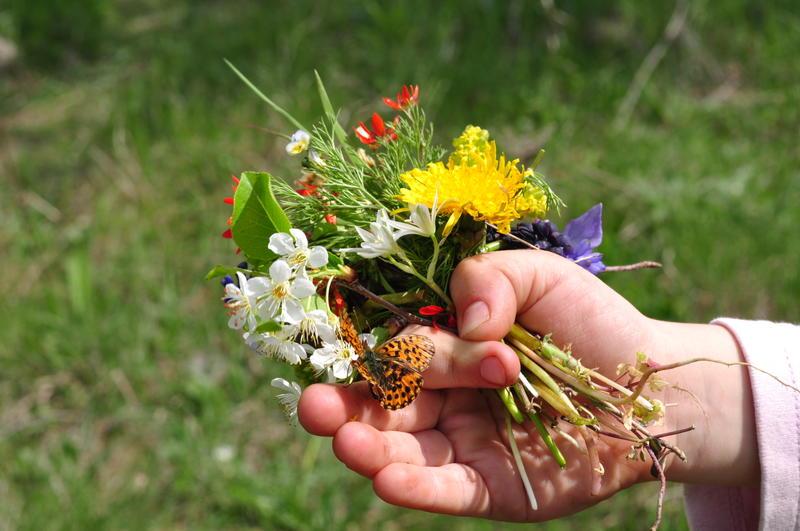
[442,210,462,237]
[396,127,547,233]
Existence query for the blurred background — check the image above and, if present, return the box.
[2,0,798,529]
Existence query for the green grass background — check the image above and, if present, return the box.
[2,0,799,529]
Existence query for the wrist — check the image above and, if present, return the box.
[645,319,759,486]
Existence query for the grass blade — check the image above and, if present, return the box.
[314,69,348,145]
[225,59,307,132]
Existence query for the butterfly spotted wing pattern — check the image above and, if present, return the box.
[355,335,435,410]
[337,312,365,356]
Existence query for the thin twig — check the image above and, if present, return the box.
[643,443,667,531]
[633,424,688,463]
[614,0,690,129]
[603,261,662,272]
[596,430,640,443]
[578,426,603,496]
[486,223,541,251]
[629,358,800,407]
[336,279,458,334]
[651,425,696,440]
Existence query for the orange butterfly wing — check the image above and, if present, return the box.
[356,334,435,410]
[337,312,365,356]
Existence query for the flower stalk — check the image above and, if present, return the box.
[527,411,567,469]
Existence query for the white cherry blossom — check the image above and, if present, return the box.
[259,259,315,324]
[310,339,360,380]
[271,378,303,423]
[268,229,328,273]
[223,272,271,331]
[245,324,309,364]
[297,309,337,344]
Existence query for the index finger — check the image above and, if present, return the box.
[403,325,519,389]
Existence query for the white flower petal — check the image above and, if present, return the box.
[227,313,245,330]
[290,277,315,299]
[314,323,337,344]
[291,130,310,143]
[269,233,295,255]
[308,246,329,268]
[245,276,271,297]
[289,228,309,250]
[354,226,374,242]
[258,296,280,321]
[333,359,354,379]
[224,282,241,299]
[271,378,292,392]
[269,259,292,283]
[310,346,334,371]
[309,150,326,166]
[282,342,307,364]
[281,298,306,324]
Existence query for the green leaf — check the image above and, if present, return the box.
[231,171,292,260]
[314,70,348,145]
[224,59,307,132]
[370,327,388,346]
[312,221,338,239]
[204,265,236,280]
[254,321,283,333]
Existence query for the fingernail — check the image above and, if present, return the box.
[480,356,507,386]
[460,300,490,337]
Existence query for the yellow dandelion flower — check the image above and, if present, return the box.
[397,127,548,235]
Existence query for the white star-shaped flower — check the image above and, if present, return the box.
[340,210,402,259]
[389,199,441,239]
[297,309,337,344]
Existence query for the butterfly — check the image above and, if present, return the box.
[339,313,435,410]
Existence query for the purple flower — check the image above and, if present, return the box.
[563,203,605,274]
[487,203,607,274]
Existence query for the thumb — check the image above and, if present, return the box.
[450,250,633,346]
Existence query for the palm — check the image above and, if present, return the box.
[423,388,648,521]
[300,380,650,522]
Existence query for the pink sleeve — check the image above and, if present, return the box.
[684,318,800,530]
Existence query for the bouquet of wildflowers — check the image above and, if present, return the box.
[209,64,684,520]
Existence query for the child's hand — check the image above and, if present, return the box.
[299,250,757,521]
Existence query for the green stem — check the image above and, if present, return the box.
[517,337,655,411]
[425,235,441,285]
[496,387,524,423]
[478,240,502,253]
[388,255,452,307]
[528,412,567,469]
[511,345,583,421]
[509,325,656,411]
